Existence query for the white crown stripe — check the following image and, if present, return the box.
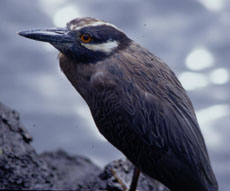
[70,21,122,32]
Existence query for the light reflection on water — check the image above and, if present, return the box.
[178,68,229,91]
[197,104,229,127]
[180,46,229,91]
[209,68,229,85]
[185,48,214,71]
[178,72,209,91]
[197,104,229,148]
[53,5,82,27]
[197,0,226,12]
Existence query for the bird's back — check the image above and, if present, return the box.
[59,39,218,191]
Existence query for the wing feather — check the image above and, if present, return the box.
[113,48,217,186]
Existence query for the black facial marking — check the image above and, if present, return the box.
[65,20,131,64]
[80,25,127,44]
[66,42,108,63]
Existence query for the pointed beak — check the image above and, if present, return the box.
[18,27,73,44]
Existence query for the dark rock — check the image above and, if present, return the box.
[0,102,54,190]
[0,102,169,190]
[79,159,169,191]
[0,102,100,190]
[40,150,101,190]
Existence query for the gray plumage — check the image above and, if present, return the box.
[19,17,218,191]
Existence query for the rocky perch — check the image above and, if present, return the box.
[0,102,169,191]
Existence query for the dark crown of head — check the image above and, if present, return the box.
[67,17,130,46]
[59,17,131,63]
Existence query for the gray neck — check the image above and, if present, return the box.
[58,53,111,104]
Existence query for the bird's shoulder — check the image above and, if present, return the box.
[98,43,217,185]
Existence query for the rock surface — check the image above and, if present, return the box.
[78,159,169,191]
[0,102,169,190]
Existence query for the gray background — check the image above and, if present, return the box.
[0,0,229,190]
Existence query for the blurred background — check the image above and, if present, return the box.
[0,0,229,190]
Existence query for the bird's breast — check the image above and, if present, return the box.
[59,53,114,103]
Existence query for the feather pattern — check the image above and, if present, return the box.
[59,39,218,191]
[19,16,218,191]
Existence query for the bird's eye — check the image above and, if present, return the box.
[80,34,92,43]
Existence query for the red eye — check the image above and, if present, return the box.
[80,34,92,43]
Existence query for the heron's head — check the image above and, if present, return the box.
[18,17,131,63]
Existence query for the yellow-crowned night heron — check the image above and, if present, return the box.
[18,17,218,191]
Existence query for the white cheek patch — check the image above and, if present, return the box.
[81,40,119,54]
